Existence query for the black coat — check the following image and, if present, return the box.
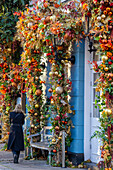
[7,112,25,151]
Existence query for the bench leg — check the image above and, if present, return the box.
[49,151,51,165]
[30,146,33,158]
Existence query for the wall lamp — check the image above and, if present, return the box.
[84,15,97,54]
[53,35,75,64]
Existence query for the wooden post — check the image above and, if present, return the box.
[49,150,51,165]
[62,130,65,168]
[41,128,44,142]
[30,137,33,158]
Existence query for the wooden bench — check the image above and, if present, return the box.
[27,127,66,167]
[27,126,54,165]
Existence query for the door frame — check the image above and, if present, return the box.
[84,39,101,162]
[84,38,91,161]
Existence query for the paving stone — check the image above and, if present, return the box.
[0,144,88,170]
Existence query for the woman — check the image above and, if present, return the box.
[7,104,25,163]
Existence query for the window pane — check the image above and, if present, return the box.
[93,73,100,85]
[93,52,101,61]
[93,89,100,102]
[93,104,100,118]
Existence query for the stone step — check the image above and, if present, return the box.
[85,163,99,170]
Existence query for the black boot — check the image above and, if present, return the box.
[17,151,20,162]
[14,154,18,163]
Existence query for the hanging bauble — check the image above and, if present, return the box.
[101,14,106,19]
[109,26,112,29]
[34,113,38,116]
[29,98,32,102]
[48,88,53,93]
[105,109,112,116]
[35,76,39,80]
[50,15,56,22]
[58,74,62,77]
[52,138,56,142]
[31,124,34,128]
[35,89,42,96]
[55,126,60,130]
[44,16,51,23]
[49,72,53,76]
[102,55,108,61]
[104,67,109,71]
[27,59,31,63]
[7,48,11,52]
[55,71,58,75]
[12,82,17,87]
[28,22,33,27]
[111,82,113,86]
[51,99,54,104]
[35,104,39,108]
[97,16,101,21]
[55,86,63,94]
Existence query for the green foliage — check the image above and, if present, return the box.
[92,115,113,144]
[0,0,29,12]
[24,136,30,147]
[0,0,30,45]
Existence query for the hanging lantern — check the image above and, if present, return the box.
[55,86,63,94]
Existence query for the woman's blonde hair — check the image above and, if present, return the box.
[13,104,24,113]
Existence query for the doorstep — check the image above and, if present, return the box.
[84,163,99,170]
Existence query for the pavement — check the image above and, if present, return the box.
[0,144,88,170]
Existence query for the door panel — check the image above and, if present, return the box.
[90,70,101,163]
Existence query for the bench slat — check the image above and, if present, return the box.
[31,142,53,151]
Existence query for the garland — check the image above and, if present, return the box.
[80,0,113,168]
[15,0,84,166]
[1,0,112,168]
[0,0,30,142]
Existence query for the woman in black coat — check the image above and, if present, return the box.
[7,104,25,163]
